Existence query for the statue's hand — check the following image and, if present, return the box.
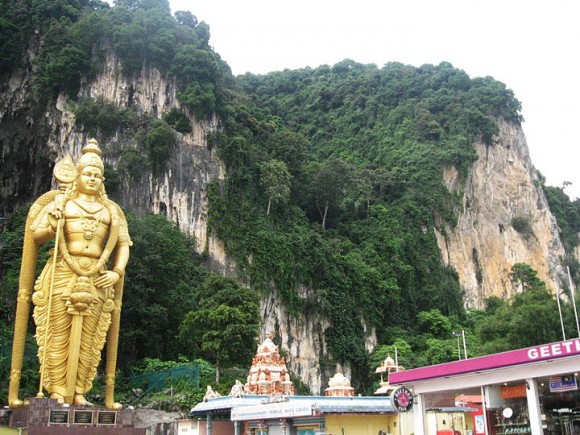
[94,270,120,288]
[47,209,62,231]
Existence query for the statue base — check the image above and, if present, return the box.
[7,397,145,434]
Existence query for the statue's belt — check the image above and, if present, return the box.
[50,254,105,274]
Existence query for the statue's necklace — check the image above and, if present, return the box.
[73,199,105,240]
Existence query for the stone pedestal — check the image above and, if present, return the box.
[7,398,145,434]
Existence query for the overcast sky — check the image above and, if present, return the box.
[167,0,579,199]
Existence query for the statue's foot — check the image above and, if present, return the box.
[108,402,123,410]
[73,395,93,406]
[50,393,65,404]
[9,399,24,408]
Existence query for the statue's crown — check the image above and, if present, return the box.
[77,138,104,172]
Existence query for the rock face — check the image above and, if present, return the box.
[260,286,331,395]
[0,53,226,264]
[435,119,566,307]
[260,285,377,395]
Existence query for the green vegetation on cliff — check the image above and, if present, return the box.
[204,60,522,381]
[542,179,580,284]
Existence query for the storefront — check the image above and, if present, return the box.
[389,338,580,435]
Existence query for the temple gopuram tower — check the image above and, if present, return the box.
[245,336,294,395]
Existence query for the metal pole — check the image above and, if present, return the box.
[37,217,62,398]
[555,284,567,341]
[567,266,580,337]
[462,329,468,359]
[452,331,461,360]
[207,411,212,435]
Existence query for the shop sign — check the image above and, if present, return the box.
[231,401,314,421]
[501,384,526,399]
[549,374,578,392]
[391,386,413,412]
[527,340,580,360]
[474,413,485,434]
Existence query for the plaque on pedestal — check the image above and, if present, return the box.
[74,409,94,424]
[49,409,69,424]
[98,410,117,425]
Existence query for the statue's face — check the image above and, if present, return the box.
[77,165,103,196]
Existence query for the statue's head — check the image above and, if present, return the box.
[69,139,107,200]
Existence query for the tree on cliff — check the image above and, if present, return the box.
[260,159,292,215]
[476,263,563,353]
[178,275,260,384]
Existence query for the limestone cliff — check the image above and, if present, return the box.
[260,285,377,394]
[0,53,231,270]
[435,119,566,307]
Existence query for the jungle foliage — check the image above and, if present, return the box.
[0,0,230,115]
[542,179,580,284]
[204,59,522,381]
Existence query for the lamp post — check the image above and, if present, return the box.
[453,330,467,360]
[568,266,580,338]
[452,331,461,360]
[555,284,567,341]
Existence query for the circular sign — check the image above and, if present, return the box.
[502,407,513,418]
[391,386,413,412]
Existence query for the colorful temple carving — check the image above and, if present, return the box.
[244,336,294,396]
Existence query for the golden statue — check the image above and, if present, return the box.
[8,139,131,409]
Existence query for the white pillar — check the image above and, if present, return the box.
[234,420,241,435]
[206,411,213,435]
[525,378,542,435]
[412,393,427,435]
[481,386,490,435]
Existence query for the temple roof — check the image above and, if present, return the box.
[325,372,355,397]
[190,395,395,418]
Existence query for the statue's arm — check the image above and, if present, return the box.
[111,244,130,280]
[110,203,132,280]
[94,244,129,288]
[31,202,60,245]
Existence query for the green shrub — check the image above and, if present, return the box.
[75,97,137,138]
[163,108,192,134]
[511,215,534,239]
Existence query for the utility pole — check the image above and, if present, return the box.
[453,330,467,360]
[568,266,580,337]
[556,284,567,341]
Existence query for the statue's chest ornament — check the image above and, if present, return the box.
[73,200,105,240]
